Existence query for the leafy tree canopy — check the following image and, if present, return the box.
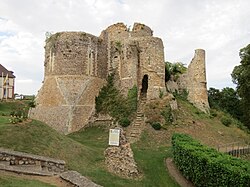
[165,61,187,82]
[231,44,250,129]
[208,87,243,120]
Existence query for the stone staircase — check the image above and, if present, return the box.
[127,99,146,143]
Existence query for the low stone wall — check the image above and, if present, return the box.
[60,170,102,187]
[0,148,65,175]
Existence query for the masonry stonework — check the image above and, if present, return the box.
[30,23,167,134]
[177,49,210,113]
[30,23,209,134]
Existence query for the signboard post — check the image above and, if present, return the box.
[109,129,120,146]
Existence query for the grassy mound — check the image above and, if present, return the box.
[0,175,54,187]
[0,98,249,186]
[0,117,178,186]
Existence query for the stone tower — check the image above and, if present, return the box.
[29,23,166,134]
[177,49,210,113]
[29,32,107,134]
[100,23,166,99]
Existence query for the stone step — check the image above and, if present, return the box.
[133,124,141,127]
[60,170,102,187]
[128,137,137,143]
[130,133,138,137]
[131,129,140,134]
[130,131,139,135]
[132,127,140,130]
[136,118,143,121]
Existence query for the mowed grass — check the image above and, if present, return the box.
[0,100,179,187]
[2,99,249,186]
[0,121,179,187]
[68,127,179,187]
[0,101,26,115]
[0,175,55,187]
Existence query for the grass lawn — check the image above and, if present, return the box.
[0,175,55,187]
[0,118,179,186]
[0,116,10,124]
[68,126,179,187]
[0,99,249,186]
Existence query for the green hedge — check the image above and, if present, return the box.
[172,133,250,187]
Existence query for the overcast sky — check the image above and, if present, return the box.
[0,0,250,95]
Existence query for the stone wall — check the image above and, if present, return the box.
[186,49,209,113]
[177,49,210,113]
[30,76,105,134]
[0,148,65,175]
[101,22,166,99]
[31,22,167,134]
[31,23,208,134]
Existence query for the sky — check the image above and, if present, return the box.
[0,0,250,95]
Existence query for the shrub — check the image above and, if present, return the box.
[220,116,232,126]
[173,89,188,101]
[151,122,162,130]
[28,100,36,108]
[9,106,29,124]
[119,117,131,127]
[161,106,173,124]
[9,116,24,124]
[159,89,164,98]
[172,133,250,187]
[210,110,217,118]
[95,74,137,121]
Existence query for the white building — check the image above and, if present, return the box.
[0,64,15,99]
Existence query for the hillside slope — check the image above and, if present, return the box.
[142,97,250,148]
[0,98,249,186]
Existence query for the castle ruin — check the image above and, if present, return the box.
[29,23,209,134]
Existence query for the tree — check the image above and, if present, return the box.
[208,87,243,120]
[232,44,250,129]
[165,61,187,82]
[208,87,221,109]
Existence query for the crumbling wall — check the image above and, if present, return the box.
[101,22,166,99]
[186,49,209,113]
[31,23,208,134]
[136,37,166,99]
[0,148,65,175]
[177,49,209,113]
[104,129,140,179]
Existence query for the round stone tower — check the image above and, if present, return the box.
[29,32,107,134]
[186,49,210,113]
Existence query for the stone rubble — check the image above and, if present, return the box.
[104,128,141,179]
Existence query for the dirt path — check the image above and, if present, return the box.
[0,170,74,187]
[165,158,194,187]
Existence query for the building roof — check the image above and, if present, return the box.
[0,64,15,78]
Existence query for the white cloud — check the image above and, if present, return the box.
[0,0,249,94]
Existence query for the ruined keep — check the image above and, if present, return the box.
[182,49,209,113]
[173,49,210,113]
[29,22,209,134]
[29,23,166,134]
